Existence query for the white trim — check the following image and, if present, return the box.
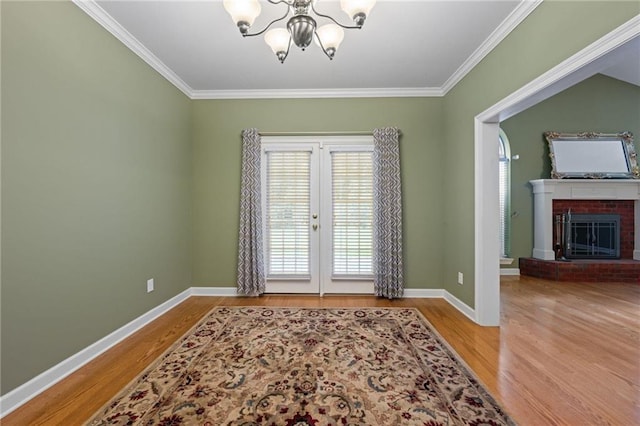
[190,87,443,100]
[474,16,640,326]
[474,120,502,326]
[444,291,476,322]
[500,268,520,276]
[0,288,192,418]
[440,0,543,95]
[402,289,445,298]
[190,287,239,296]
[261,135,373,145]
[71,0,193,98]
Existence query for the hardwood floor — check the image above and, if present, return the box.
[3,276,639,425]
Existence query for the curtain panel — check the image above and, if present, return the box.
[373,127,404,298]
[237,129,265,295]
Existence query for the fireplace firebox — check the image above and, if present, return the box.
[563,214,620,259]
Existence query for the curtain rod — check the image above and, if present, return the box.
[258,130,401,137]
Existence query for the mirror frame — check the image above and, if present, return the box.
[544,131,639,179]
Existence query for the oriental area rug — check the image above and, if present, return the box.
[87,307,516,426]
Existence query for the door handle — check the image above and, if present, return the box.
[312,214,318,219]
[312,224,318,231]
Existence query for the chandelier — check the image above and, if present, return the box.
[223,0,376,63]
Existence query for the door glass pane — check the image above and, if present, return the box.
[266,151,311,276]
[331,151,373,276]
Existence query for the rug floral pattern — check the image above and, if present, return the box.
[87,307,515,425]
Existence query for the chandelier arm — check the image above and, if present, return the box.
[242,6,290,38]
[310,3,361,30]
[267,0,293,5]
[282,37,292,62]
[314,32,333,60]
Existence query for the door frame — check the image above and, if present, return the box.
[261,135,374,295]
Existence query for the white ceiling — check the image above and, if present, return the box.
[76,1,638,99]
[80,0,541,98]
[601,41,640,87]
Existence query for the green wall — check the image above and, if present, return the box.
[191,98,444,290]
[1,2,192,394]
[442,1,639,307]
[2,0,639,399]
[501,74,640,263]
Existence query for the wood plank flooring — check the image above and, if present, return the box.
[3,276,639,425]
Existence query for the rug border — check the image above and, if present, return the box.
[86,306,516,425]
[406,308,518,425]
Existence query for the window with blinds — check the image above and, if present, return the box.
[331,151,373,276]
[265,151,311,276]
[499,132,510,257]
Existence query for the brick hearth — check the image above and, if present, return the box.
[519,257,640,282]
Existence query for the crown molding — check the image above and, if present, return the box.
[190,87,444,100]
[440,0,543,95]
[72,0,194,98]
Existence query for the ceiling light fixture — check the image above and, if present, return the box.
[223,0,376,63]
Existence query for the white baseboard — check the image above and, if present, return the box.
[0,288,192,418]
[443,291,476,322]
[190,286,239,296]
[0,285,478,418]
[500,268,520,276]
[403,288,445,298]
[405,289,476,325]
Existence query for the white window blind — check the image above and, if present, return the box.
[331,151,373,276]
[266,151,311,276]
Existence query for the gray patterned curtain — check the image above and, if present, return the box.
[237,129,265,295]
[373,127,404,298]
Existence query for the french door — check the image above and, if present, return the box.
[261,136,374,294]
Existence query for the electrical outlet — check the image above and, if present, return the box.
[147,278,154,293]
[457,272,464,285]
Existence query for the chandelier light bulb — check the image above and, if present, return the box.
[340,0,376,26]
[315,24,344,59]
[223,0,261,34]
[265,28,291,63]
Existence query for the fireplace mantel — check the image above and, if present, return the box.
[529,179,640,261]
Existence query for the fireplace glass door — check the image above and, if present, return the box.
[565,214,620,259]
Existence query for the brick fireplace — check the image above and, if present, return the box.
[520,179,640,282]
[553,200,634,259]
